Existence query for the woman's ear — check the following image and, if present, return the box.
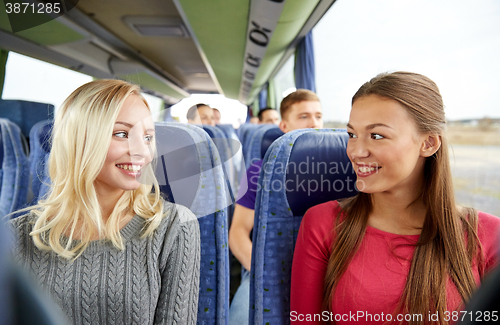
[421,134,441,157]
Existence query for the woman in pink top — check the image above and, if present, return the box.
[290,72,500,324]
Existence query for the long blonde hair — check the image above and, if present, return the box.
[323,72,482,324]
[26,79,164,259]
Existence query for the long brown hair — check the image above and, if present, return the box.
[323,72,483,324]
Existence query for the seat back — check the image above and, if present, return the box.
[203,125,236,200]
[216,124,237,142]
[154,123,229,325]
[238,124,259,163]
[249,129,357,325]
[260,127,284,159]
[216,124,243,192]
[203,125,239,223]
[0,100,54,139]
[0,118,29,217]
[28,120,53,203]
[244,124,279,169]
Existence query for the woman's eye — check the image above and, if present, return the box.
[144,135,154,143]
[347,132,357,139]
[113,131,127,138]
[371,133,384,140]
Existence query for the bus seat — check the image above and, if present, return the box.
[154,123,230,325]
[203,125,237,225]
[248,129,357,325]
[203,125,236,201]
[28,120,53,204]
[245,125,280,169]
[217,124,244,195]
[0,118,29,218]
[260,127,284,160]
[216,124,236,142]
[238,124,259,163]
[0,100,54,140]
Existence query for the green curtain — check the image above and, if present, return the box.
[0,49,9,98]
[267,78,277,110]
[252,97,259,117]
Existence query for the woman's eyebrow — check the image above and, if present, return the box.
[115,121,133,128]
[115,121,155,133]
[366,123,393,130]
[346,122,393,130]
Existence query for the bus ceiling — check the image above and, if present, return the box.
[0,0,335,105]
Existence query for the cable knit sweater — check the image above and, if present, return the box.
[9,202,200,325]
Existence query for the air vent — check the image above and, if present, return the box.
[123,16,189,38]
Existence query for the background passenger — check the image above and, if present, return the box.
[290,72,500,324]
[257,107,280,125]
[187,103,215,126]
[228,89,323,324]
[9,79,200,325]
[213,108,221,125]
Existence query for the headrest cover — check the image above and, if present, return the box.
[0,100,54,138]
[154,125,200,208]
[285,131,358,216]
[260,128,284,159]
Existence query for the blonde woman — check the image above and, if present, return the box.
[290,72,500,324]
[9,80,200,324]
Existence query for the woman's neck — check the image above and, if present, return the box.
[368,189,427,235]
[96,189,125,223]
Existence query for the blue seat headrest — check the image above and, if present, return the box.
[260,127,284,159]
[285,132,357,216]
[154,125,200,208]
[0,100,54,138]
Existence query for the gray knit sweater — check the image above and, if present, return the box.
[9,202,200,325]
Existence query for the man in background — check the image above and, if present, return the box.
[186,103,215,126]
[258,107,280,125]
[213,108,221,125]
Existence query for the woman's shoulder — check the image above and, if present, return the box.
[304,200,343,221]
[161,201,198,224]
[8,212,37,234]
[476,210,500,242]
[300,200,342,236]
[154,201,199,237]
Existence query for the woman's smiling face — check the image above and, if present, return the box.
[94,94,155,196]
[346,94,428,195]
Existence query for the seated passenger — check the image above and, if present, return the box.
[258,107,280,125]
[290,72,500,324]
[187,103,215,126]
[9,80,200,324]
[213,108,221,125]
[228,89,323,324]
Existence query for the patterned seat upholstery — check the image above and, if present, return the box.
[28,120,53,203]
[260,127,284,160]
[249,129,358,325]
[203,125,237,223]
[238,124,260,164]
[244,124,278,169]
[0,100,54,140]
[217,124,244,195]
[203,125,236,203]
[154,123,230,325]
[0,118,29,218]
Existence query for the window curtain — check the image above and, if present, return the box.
[294,30,316,92]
